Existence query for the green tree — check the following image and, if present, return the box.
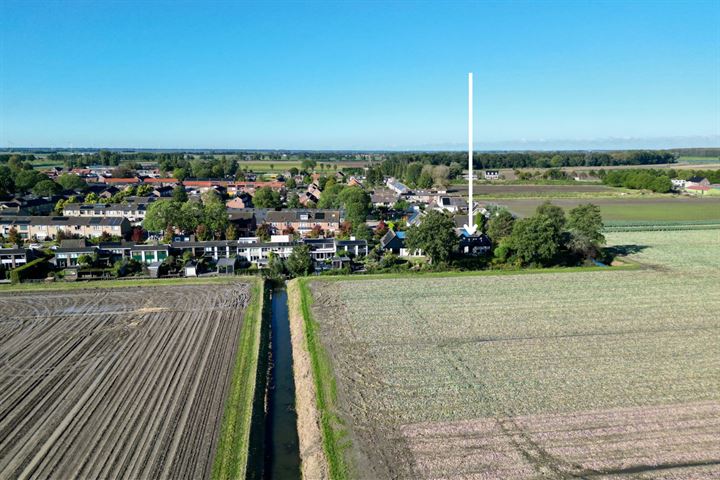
[266,252,286,278]
[405,210,458,263]
[301,159,317,172]
[178,201,204,233]
[54,198,66,214]
[173,167,188,181]
[286,244,313,277]
[15,170,47,192]
[84,192,100,203]
[404,162,423,186]
[256,223,272,241]
[338,186,370,224]
[31,179,61,197]
[351,222,373,241]
[535,201,566,237]
[203,200,228,239]
[143,199,178,232]
[287,193,301,208]
[253,187,282,208]
[77,254,96,267]
[487,210,515,244]
[432,165,450,187]
[317,183,345,209]
[285,177,297,189]
[417,171,433,189]
[172,185,188,203]
[225,224,238,240]
[136,184,153,196]
[0,165,15,195]
[56,174,87,191]
[7,226,21,247]
[507,215,559,266]
[567,203,605,259]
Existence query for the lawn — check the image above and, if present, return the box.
[294,229,720,478]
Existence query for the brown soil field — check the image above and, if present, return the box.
[304,232,720,478]
[448,183,616,195]
[403,401,720,479]
[0,283,250,479]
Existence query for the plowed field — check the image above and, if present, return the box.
[0,283,250,479]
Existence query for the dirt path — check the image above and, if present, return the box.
[287,280,329,480]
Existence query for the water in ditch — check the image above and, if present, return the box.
[265,286,301,478]
[248,284,301,479]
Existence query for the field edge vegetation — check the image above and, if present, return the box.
[293,278,351,480]
[211,277,265,480]
[0,276,252,292]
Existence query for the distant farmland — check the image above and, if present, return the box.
[485,196,720,221]
[294,229,720,478]
[0,283,256,479]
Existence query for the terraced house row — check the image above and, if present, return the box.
[0,215,131,240]
[46,235,368,269]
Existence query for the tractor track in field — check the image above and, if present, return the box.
[0,283,250,480]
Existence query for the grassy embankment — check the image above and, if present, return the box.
[0,275,250,292]
[0,275,266,478]
[293,278,351,480]
[212,277,265,480]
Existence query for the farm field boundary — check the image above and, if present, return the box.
[300,230,720,478]
[0,283,253,478]
[290,264,640,478]
[0,275,256,292]
[212,277,264,480]
[290,278,349,479]
[320,263,639,283]
[604,219,720,232]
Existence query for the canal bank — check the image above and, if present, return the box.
[247,282,301,479]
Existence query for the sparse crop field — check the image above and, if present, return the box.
[300,229,720,478]
[0,283,253,479]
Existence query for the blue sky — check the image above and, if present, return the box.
[1,0,718,150]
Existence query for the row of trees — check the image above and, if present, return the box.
[365,162,461,188]
[600,169,672,193]
[401,202,604,268]
[377,150,677,171]
[489,202,605,267]
[601,168,720,192]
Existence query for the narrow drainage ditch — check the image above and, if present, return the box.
[247,282,301,479]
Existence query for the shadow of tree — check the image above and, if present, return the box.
[604,245,649,258]
[602,244,649,262]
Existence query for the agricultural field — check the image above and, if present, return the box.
[677,155,720,165]
[296,229,720,478]
[0,282,257,479]
[450,183,620,198]
[486,196,720,221]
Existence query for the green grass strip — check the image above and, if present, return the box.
[314,263,640,283]
[298,278,350,480]
[212,277,265,480]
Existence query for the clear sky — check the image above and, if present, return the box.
[1,0,718,150]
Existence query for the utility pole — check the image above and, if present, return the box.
[463,72,478,235]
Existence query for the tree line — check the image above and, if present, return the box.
[600,168,720,192]
[403,201,605,268]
